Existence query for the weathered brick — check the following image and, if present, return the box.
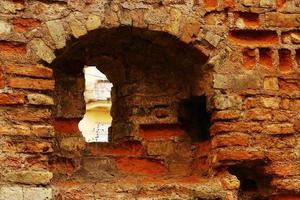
[49,156,75,175]
[210,122,262,135]
[0,93,25,105]
[262,97,280,109]
[264,123,294,135]
[270,194,300,200]
[212,134,250,148]
[6,64,53,78]
[213,94,242,110]
[259,48,273,69]
[264,77,279,90]
[244,108,272,121]
[59,137,86,153]
[13,17,41,33]
[279,49,293,73]
[3,139,54,153]
[242,48,256,70]
[276,0,287,8]
[0,41,26,56]
[265,163,300,177]
[140,124,184,139]
[7,77,55,90]
[6,108,51,122]
[27,93,54,105]
[115,158,166,176]
[213,149,265,163]
[235,12,260,28]
[211,110,241,121]
[265,12,300,28]
[279,79,300,94]
[0,186,23,200]
[53,119,81,136]
[204,0,218,10]
[228,30,279,47]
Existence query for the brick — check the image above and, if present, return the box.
[242,48,256,70]
[0,123,30,136]
[244,108,272,121]
[195,141,211,158]
[0,68,4,89]
[264,123,294,135]
[259,48,273,69]
[279,49,293,73]
[260,0,276,7]
[0,93,25,105]
[31,125,55,137]
[59,137,86,153]
[279,79,300,94]
[262,97,280,109]
[290,100,300,111]
[211,110,241,121]
[264,77,279,90]
[213,149,265,163]
[270,194,300,200]
[6,64,53,78]
[82,158,116,178]
[228,30,278,47]
[224,0,235,8]
[23,187,52,200]
[265,163,300,177]
[3,170,53,185]
[53,119,81,136]
[204,0,218,9]
[49,156,75,174]
[7,77,55,90]
[13,17,40,33]
[3,139,54,153]
[0,41,26,55]
[210,122,262,135]
[212,134,250,148]
[89,141,142,157]
[235,12,259,28]
[115,158,166,176]
[140,124,184,139]
[6,108,51,122]
[266,12,300,28]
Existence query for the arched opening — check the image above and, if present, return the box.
[51,27,211,145]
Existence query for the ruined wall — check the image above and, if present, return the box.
[0,0,300,199]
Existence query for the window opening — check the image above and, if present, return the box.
[78,66,113,142]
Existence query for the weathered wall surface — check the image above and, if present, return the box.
[0,0,300,199]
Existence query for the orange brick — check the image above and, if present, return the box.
[279,49,293,73]
[0,42,26,55]
[228,30,279,47]
[49,156,75,174]
[3,139,53,153]
[265,163,300,177]
[6,64,53,78]
[53,119,81,136]
[242,48,256,70]
[236,12,260,27]
[270,194,300,200]
[115,158,166,176]
[204,0,218,9]
[224,0,235,8]
[211,110,241,121]
[259,48,273,69]
[212,134,250,148]
[0,93,25,105]
[210,122,262,135]
[213,149,265,163]
[13,18,41,33]
[277,0,286,8]
[6,108,51,122]
[7,77,55,90]
[195,141,211,158]
[279,79,300,94]
[296,49,300,68]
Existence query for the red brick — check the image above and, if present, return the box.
[259,48,273,69]
[228,30,279,47]
[279,79,300,94]
[270,194,300,200]
[212,134,250,148]
[195,141,211,158]
[204,0,218,9]
[53,119,81,136]
[3,139,53,153]
[0,42,26,56]
[213,149,265,163]
[193,157,209,174]
[0,93,25,105]
[7,77,55,90]
[140,124,184,139]
[244,108,272,121]
[24,155,49,170]
[13,18,41,33]
[263,123,294,135]
[224,0,235,8]
[279,49,293,73]
[236,12,260,27]
[0,68,4,88]
[6,108,51,122]
[6,64,53,78]
[115,158,166,176]
[265,163,300,177]
[276,0,286,8]
[242,48,256,70]
[88,141,142,157]
[211,110,241,121]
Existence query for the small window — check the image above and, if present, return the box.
[78,66,113,142]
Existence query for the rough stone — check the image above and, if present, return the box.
[4,171,53,185]
[0,20,11,34]
[46,20,66,49]
[23,187,52,200]
[264,77,279,91]
[68,15,87,38]
[214,94,243,110]
[30,38,56,63]
[86,14,101,31]
[28,93,54,105]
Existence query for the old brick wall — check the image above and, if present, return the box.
[0,0,300,199]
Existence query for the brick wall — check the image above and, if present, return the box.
[0,0,300,199]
